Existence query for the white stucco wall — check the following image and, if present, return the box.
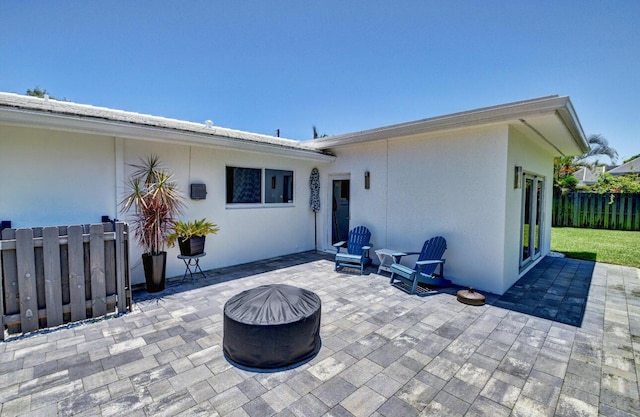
[319,124,560,295]
[1,123,327,286]
[319,140,389,250]
[118,140,326,284]
[0,120,561,292]
[0,125,117,227]
[320,125,512,294]
[503,125,556,288]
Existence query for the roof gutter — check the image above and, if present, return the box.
[0,107,335,162]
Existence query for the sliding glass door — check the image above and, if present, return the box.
[520,173,544,269]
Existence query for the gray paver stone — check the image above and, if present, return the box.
[312,377,357,408]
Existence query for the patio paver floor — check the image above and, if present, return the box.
[0,252,638,416]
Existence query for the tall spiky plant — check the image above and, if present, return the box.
[120,155,185,256]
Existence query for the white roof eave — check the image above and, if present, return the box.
[0,106,335,163]
[307,95,589,155]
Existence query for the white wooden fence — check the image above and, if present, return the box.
[0,222,131,340]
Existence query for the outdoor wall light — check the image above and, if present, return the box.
[364,171,370,189]
[514,166,522,189]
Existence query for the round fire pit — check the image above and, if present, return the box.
[223,284,321,370]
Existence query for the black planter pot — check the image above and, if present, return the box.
[142,252,167,293]
[178,236,206,256]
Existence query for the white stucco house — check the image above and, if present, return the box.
[0,93,588,295]
[572,165,607,187]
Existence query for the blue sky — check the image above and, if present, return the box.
[1,1,638,161]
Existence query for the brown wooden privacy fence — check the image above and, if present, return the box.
[552,192,640,231]
[0,222,131,340]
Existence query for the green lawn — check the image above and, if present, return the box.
[551,227,640,268]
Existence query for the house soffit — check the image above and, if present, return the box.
[515,111,589,157]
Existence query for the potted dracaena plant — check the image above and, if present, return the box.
[167,218,220,256]
[120,155,185,292]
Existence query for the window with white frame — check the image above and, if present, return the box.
[265,169,293,203]
[226,167,261,204]
[226,166,294,205]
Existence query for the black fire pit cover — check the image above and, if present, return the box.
[223,284,321,370]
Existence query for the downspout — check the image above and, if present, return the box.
[114,137,124,219]
[384,138,390,248]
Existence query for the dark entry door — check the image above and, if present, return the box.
[332,179,350,244]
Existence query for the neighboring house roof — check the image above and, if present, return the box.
[307,95,589,156]
[608,156,640,176]
[0,92,334,162]
[572,166,606,185]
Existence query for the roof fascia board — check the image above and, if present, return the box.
[554,98,589,154]
[309,96,587,150]
[0,107,335,162]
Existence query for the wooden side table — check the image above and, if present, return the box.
[375,249,406,275]
[178,252,206,282]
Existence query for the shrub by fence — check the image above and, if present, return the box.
[552,192,640,231]
[0,222,131,340]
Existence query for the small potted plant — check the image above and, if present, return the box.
[167,218,220,256]
[120,155,185,292]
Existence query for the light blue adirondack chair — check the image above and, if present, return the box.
[390,236,450,294]
[333,226,373,274]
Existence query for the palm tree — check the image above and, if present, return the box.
[25,87,65,101]
[575,134,618,166]
[312,125,328,139]
[554,134,618,192]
